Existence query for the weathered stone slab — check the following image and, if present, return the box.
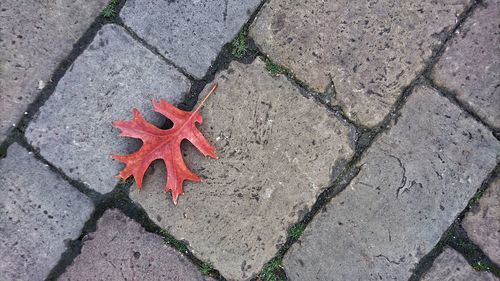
[432,0,500,129]
[283,85,499,281]
[26,24,191,194]
[120,0,262,79]
[59,209,211,281]
[0,143,94,281]
[463,177,499,265]
[0,0,108,143]
[251,0,471,127]
[421,248,497,281]
[130,59,355,280]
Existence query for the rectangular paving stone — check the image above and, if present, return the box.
[432,0,500,129]
[0,0,108,143]
[420,248,497,281]
[25,24,191,194]
[120,0,262,79]
[59,209,212,281]
[251,0,472,127]
[0,143,94,281]
[130,59,356,280]
[283,85,499,281]
[462,176,499,265]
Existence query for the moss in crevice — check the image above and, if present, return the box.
[102,0,120,18]
[471,260,492,272]
[258,257,286,281]
[444,224,499,275]
[199,262,214,275]
[264,58,290,76]
[288,222,305,241]
[261,56,317,92]
[468,189,485,207]
[231,26,249,58]
[159,229,189,253]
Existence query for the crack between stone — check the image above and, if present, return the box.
[387,154,407,198]
[426,78,499,138]
[223,0,228,22]
[374,254,401,265]
[116,18,198,82]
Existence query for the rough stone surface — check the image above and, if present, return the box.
[130,59,355,280]
[59,209,211,281]
[283,85,499,281]
[120,0,262,79]
[26,24,191,194]
[0,143,94,281]
[0,0,108,143]
[462,177,500,265]
[420,248,497,281]
[432,0,500,129]
[251,0,471,127]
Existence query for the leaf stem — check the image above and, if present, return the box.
[193,83,218,114]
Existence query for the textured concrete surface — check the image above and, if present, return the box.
[463,177,500,265]
[130,59,355,280]
[121,0,262,79]
[432,0,500,129]
[26,24,191,194]
[251,0,471,127]
[59,209,211,281]
[420,248,497,281]
[283,85,499,281]
[0,143,94,281]
[0,0,108,143]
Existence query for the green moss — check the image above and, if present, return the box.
[442,224,500,275]
[288,222,305,240]
[231,26,249,58]
[259,258,285,281]
[160,230,188,253]
[102,0,119,18]
[472,260,491,271]
[264,59,289,76]
[199,263,213,275]
[469,189,485,206]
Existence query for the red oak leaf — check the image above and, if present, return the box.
[112,83,218,204]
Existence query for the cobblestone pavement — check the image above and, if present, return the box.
[1,0,498,280]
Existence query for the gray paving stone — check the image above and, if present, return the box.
[251,0,472,127]
[0,143,94,281]
[25,24,191,194]
[59,209,211,281]
[283,85,500,281]
[130,59,355,280]
[421,248,497,281]
[120,0,262,79]
[462,177,500,265]
[432,0,500,129]
[0,0,108,143]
